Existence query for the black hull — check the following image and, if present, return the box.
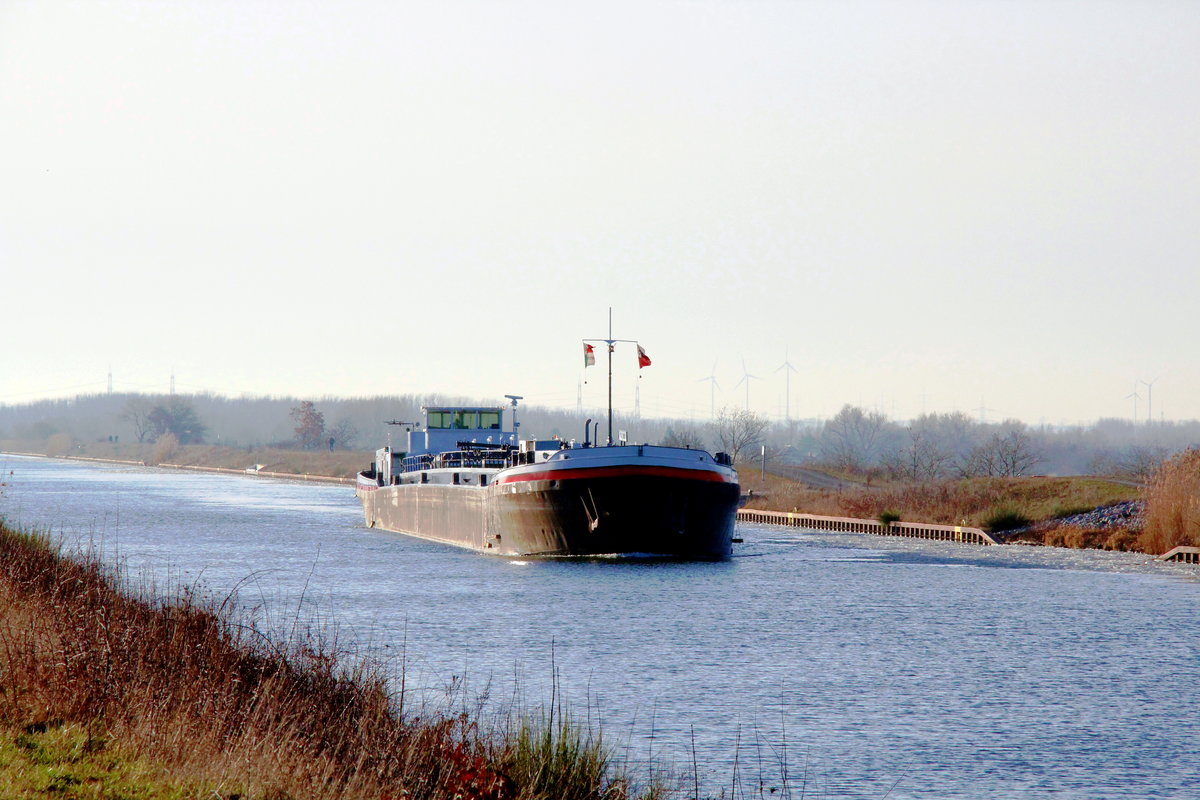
[358,474,738,559]
[488,474,738,558]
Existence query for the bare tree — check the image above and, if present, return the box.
[661,425,706,450]
[965,422,1042,477]
[326,417,359,450]
[712,406,768,463]
[995,424,1041,476]
[937,412,983,477]
[885,420,952,480]
[821,405,890,473]
[1117,445,1169,480]
[120,397,155,443]
[961,441,995,477]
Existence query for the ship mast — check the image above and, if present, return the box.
[583,307,641,446]
[607,308,613,446]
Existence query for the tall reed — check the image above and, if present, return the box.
[1139,448,1200,554]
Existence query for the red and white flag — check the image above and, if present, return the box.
[583,343,595,367]
[637,344,651,369]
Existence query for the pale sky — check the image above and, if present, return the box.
[2,1,1197,425]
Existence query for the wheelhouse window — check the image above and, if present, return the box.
[427,409,501,430]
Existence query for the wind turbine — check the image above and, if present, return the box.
[696,360,720,419]
[1124,383,1142,425]
[1141,376,1160,425]
[774,347,800,422]
[733,360,762,410]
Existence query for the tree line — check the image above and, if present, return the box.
[666,404,1199,479]
[3,393,1198,479]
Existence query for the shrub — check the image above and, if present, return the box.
[502,708,615,800]
[878,509,901,526]
[982,506,1031,533]
[1103,528,1140,552]
[150,433,178,465]
[46,432,74,456]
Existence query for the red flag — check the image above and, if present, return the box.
[637,344,651,369]
[583,343,595,367]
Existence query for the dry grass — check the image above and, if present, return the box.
[1034,526,1142,552]
[0,521,635,800]
[744,472,1139,530]
[162,444,373,479]
[1138,448,1200,554]
[1,439,373,480]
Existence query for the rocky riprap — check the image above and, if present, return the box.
[997,500,1144,541]
[1049,500,1144,530]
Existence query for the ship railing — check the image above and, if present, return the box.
[401,454,434,473]
[403,451,514,473]
[443,451,514,470]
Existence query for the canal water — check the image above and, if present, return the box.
[2,454,1197,799]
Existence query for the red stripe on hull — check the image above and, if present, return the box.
[496,464,732,485]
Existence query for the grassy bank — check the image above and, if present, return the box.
[743,472,1138,529]
[745,458,1200,556]
[0,520,650,799]
[742,472,1155,551]
[1,439,372,481]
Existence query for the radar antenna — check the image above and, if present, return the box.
[504,395,523,440]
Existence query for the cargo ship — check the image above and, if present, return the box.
[355,402,740,558]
